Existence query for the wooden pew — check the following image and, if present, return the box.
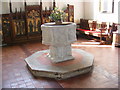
[77,19,115,44]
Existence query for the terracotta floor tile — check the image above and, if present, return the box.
[17,80,25,85]
[10,82,18,87]
[2,37,119,88]
[18,84,27,88]
[16,77,24,82]
[26,85,35,88]
[33,82,44,88]
[25,82,33,86]
[24,79,32,83]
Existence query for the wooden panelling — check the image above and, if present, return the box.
[2,1,74,45]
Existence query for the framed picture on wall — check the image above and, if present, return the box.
[99,0,114,13]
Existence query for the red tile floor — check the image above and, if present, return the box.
[2,38,119,88]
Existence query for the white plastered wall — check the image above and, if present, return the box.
[84,0,119,23]
[118,1,120,33]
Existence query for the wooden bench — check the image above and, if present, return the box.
[76,19,115,44]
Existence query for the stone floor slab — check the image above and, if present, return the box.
[25,48,94,80]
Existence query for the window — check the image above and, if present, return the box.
[99,0,114,13]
